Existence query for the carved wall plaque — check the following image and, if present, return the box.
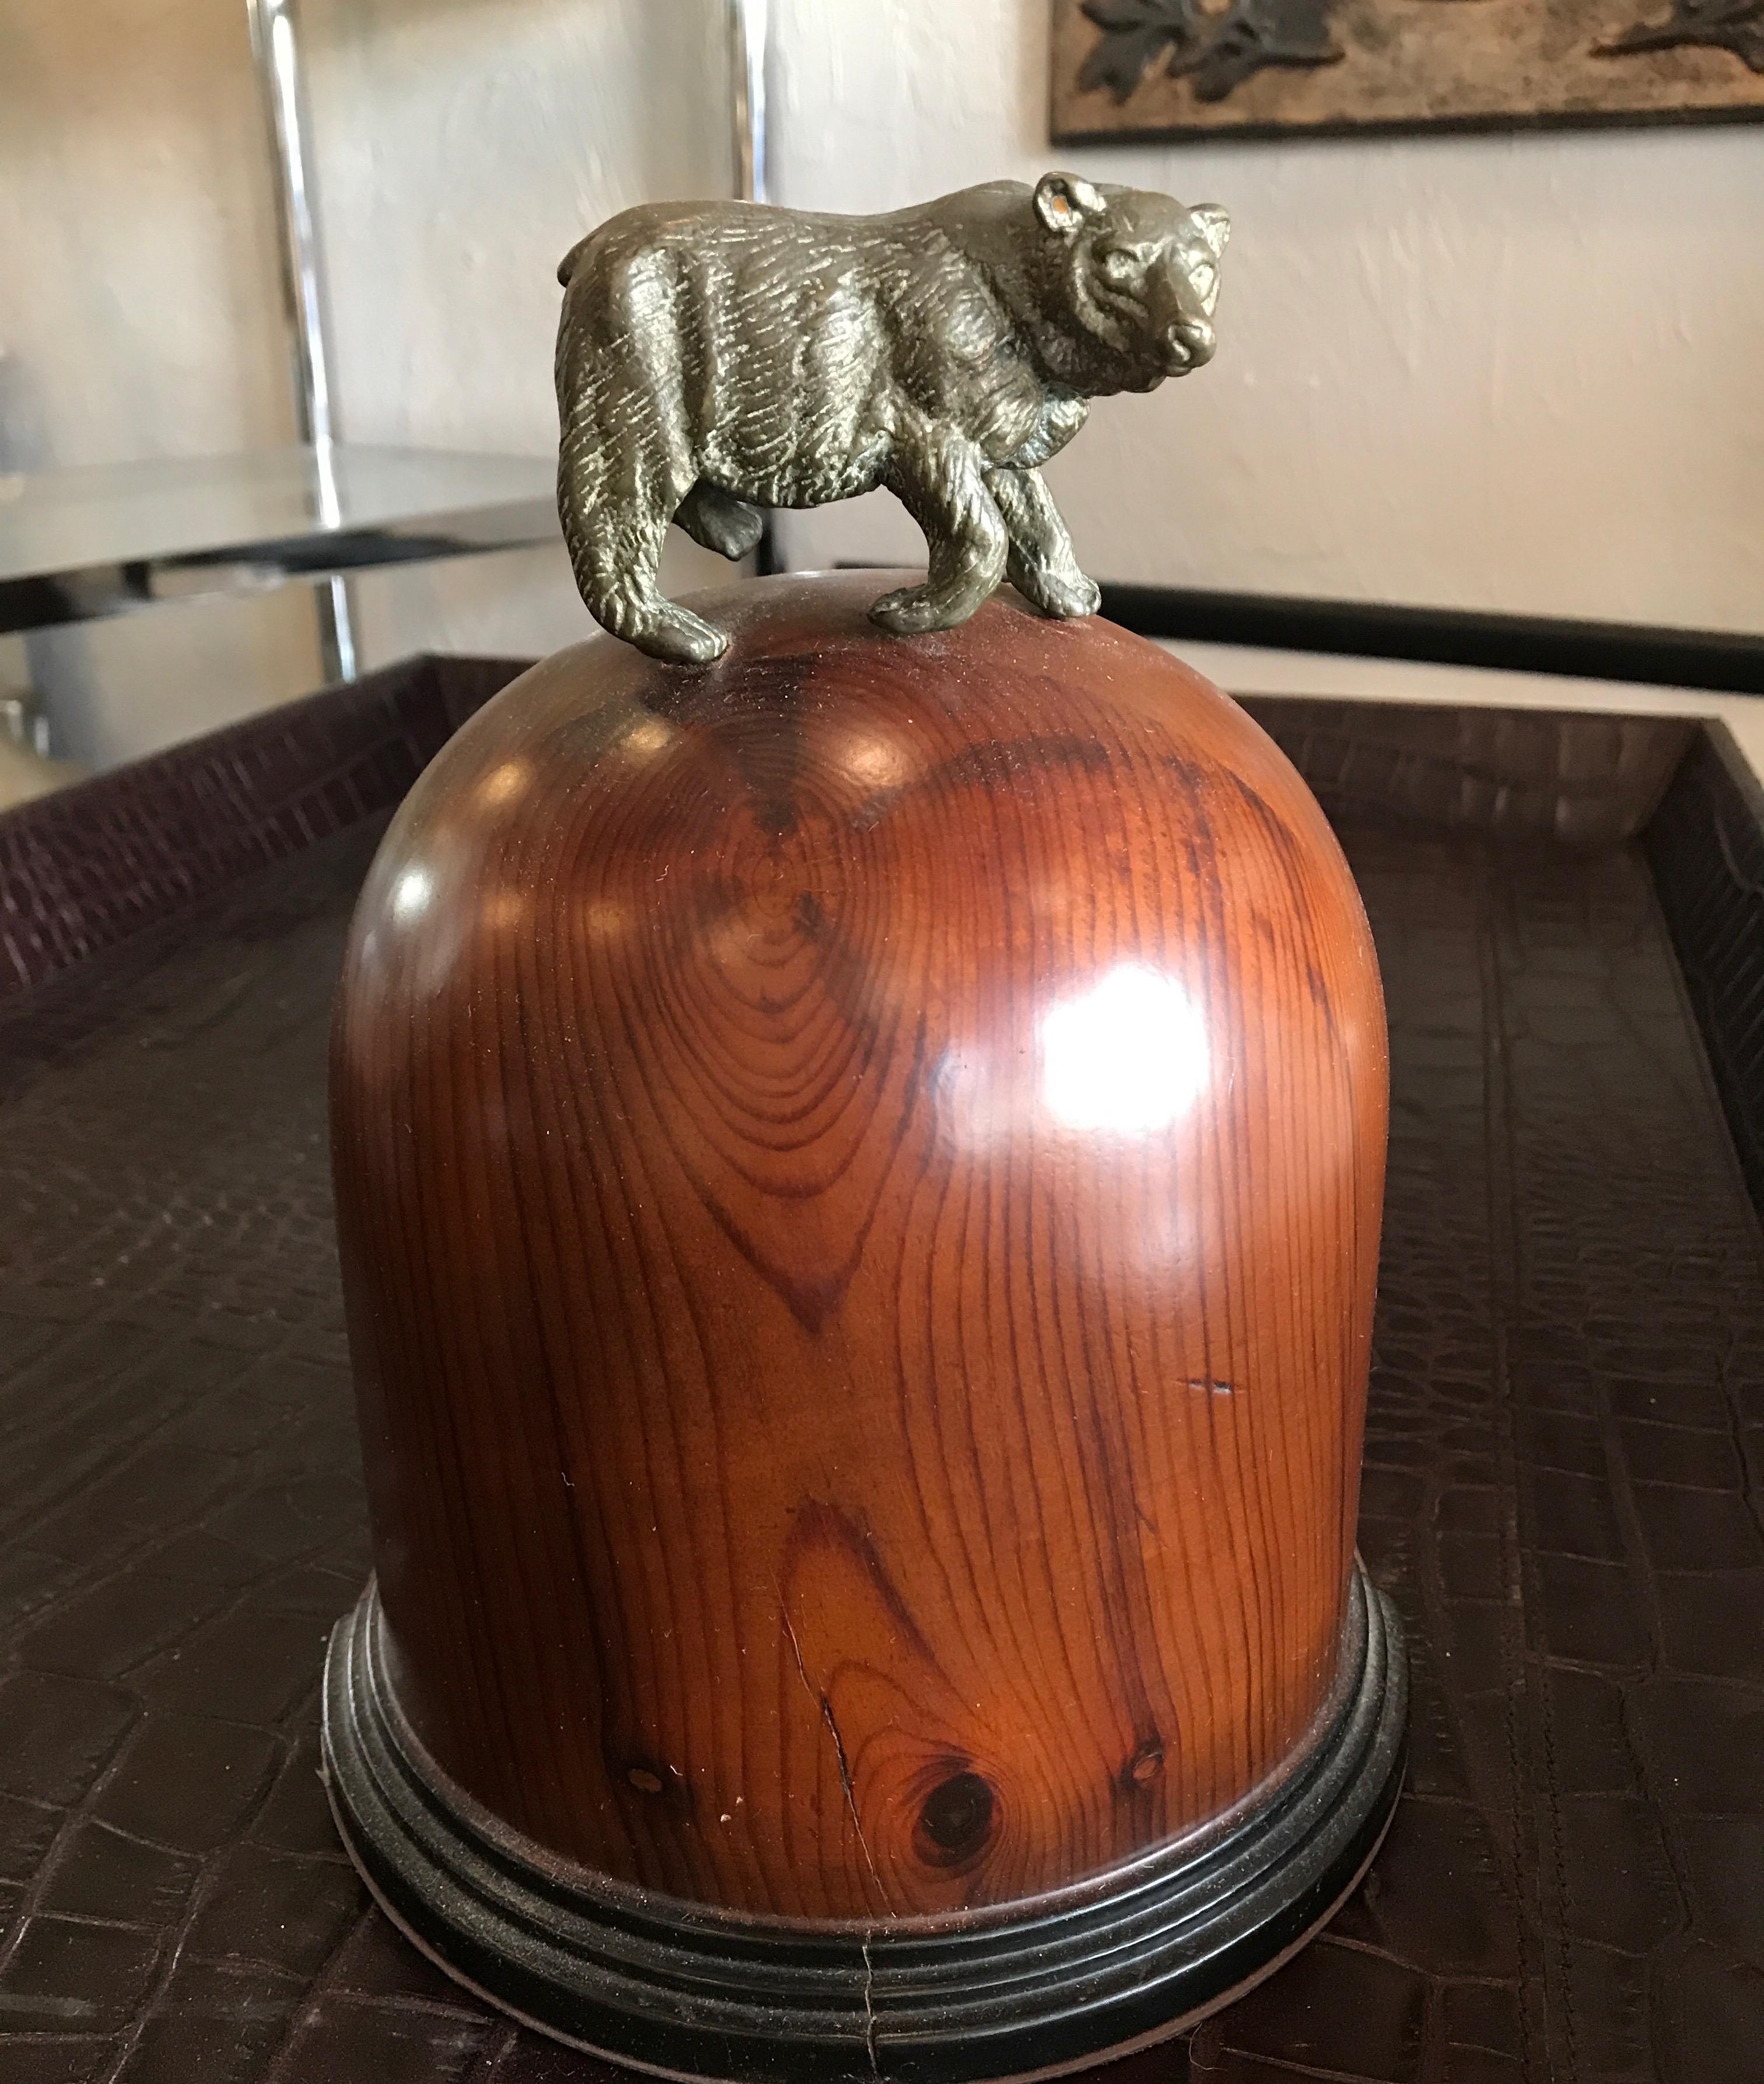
[1052,0,1764,141]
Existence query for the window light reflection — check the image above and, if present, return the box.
[1039,964,1209,1136]
[477,759,531,809]
[391,868,433,922]
[623,716,675,759]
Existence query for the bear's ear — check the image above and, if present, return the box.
[1191,204,1230,261]
[1034,172,1108,239]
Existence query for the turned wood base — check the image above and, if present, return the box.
[321,1566,1405,2084]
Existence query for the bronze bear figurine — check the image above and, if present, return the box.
[554,173,1228,664]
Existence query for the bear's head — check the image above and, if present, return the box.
[1031,173,1228,394]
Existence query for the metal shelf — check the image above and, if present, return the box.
[0,444,557,639]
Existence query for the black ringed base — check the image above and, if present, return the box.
[321,1565,1406,2084]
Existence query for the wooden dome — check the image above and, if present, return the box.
[323,572,1403,2082]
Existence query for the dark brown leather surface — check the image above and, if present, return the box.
[1644,723,1764,1225]
[2,712,1763,2079]
[0,657,524,1000]
[1238,698,1695,853]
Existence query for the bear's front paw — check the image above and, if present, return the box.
[630,606,730,667]
[869,583,973,637]
[1013,563,1101,622]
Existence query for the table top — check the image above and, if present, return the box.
[1,658,1761,2083]
[0,447,558,633]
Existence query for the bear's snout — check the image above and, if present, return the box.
[1161,317,1216,375]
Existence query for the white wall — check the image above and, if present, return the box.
[767,1,1764,635]
[2,2,1760,767]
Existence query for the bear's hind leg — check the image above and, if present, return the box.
[558,380,726,663]
[580,500,727,665]
[675,481,765,563]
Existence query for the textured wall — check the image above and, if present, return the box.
[768,1,1764,634]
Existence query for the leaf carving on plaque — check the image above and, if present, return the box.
[1595,0,1764,70]
[1079,0,1344,105]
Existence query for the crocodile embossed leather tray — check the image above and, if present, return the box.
[2,651,1760,2084]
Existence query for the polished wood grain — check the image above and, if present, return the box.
[330,572,1388,1924]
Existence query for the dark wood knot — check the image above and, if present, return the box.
[916,1770,995,1868]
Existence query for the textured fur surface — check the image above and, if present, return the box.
[555,173,1228,662]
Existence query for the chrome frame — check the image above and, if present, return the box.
[726,0,775,570]
[247,0,356,680]
[726,0,769,206]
